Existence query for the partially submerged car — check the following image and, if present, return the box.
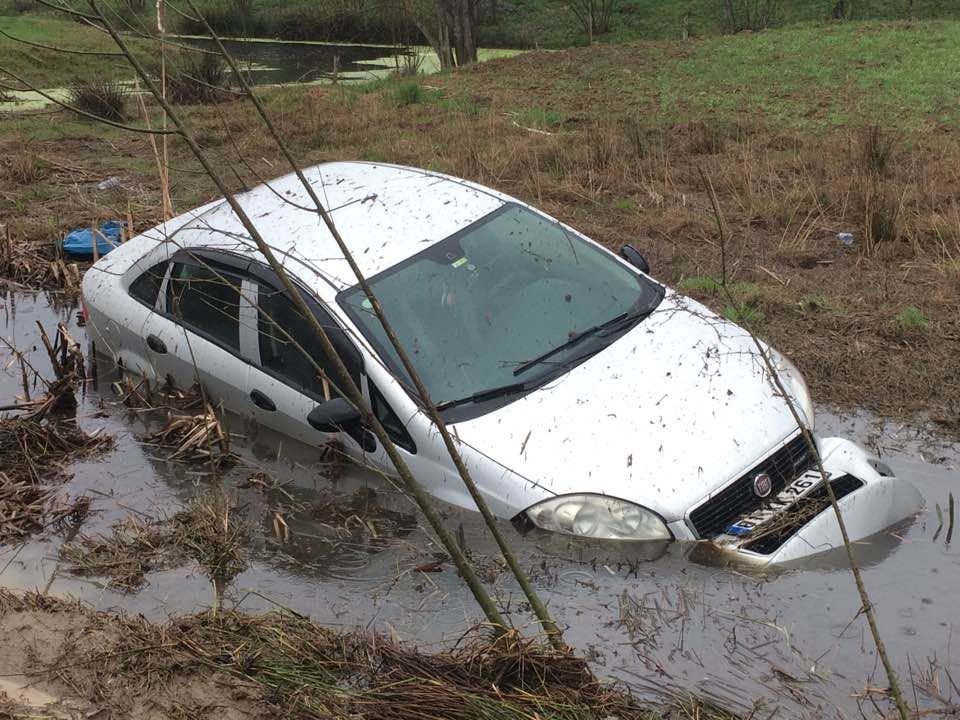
[81,162,922,565]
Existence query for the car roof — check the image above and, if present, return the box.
[165,161,506,295]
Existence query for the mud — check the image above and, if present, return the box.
[0,289,957,718]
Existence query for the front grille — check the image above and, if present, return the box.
[743,474,864,555]
[689,434,815,538]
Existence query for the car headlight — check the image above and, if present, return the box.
[770,350,815,430]
[522,494,672,540]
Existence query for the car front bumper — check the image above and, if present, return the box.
[676,436,923,566]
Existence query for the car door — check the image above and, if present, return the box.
[141,253,251,412]
[244,275,366,449]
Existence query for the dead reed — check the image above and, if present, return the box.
[140,402,237,467]
[61,488,248,592]
[0,589,735,720]
[0,414,110,542]
[0,222,81,292]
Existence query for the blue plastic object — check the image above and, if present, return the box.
[62,220,124,258]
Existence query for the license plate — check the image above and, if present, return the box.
[723,470,828,537]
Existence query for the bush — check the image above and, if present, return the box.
[165,52,232,105]
[389,81,428,107]
[861,123,897,176]
[722,0,780,32]
[175,0,265,37]
[67,79,128,121]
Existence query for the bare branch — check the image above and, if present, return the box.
[90,0,509,634]
[184,0,566,651]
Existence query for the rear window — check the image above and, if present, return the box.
[128,261,168,308]
[167,262,242,351]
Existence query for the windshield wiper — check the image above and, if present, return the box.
[436,382,527,411]
[512,310,645,377]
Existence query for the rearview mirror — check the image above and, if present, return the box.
[620,245,650,274]
[307,397,362,433]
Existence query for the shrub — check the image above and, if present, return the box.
[861,123,897,176]
[3,152,47,185]
[67,80,128,121]
[175,0,265,37]
[722,0,781,32]
[165,52,231,105]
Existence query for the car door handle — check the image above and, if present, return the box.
[146,334,167,354]
[249,389,276,412]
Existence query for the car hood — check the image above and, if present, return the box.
[449,292,803,522]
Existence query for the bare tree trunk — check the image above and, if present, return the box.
[403,0,455,69]
[455,0,477,65]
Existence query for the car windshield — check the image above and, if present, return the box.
[338,203,663,410]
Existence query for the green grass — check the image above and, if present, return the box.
[723,303,764,325]
[799,293,835,313]
[462,20,960,132]
[896,305,929,330]
[386,80,441,107]
[666,21,960,128]
[0,15,149,87]
[517,106,567,129]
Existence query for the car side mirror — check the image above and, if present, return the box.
[620,245,650,274]
[307,397,361,433]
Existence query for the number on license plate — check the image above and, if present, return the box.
[724,471,825,537]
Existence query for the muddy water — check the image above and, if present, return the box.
[1,290,958,717]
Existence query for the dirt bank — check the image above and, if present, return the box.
[0,590,731,720]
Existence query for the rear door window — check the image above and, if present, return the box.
[166,262,242,351]
[129,261,168,308]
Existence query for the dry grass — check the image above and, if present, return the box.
[117,380,238,469]
[2,64,959,426]
[1,149,47,185]
[0,589,743,720]
[0,414,109,542]
[61,488,248,592]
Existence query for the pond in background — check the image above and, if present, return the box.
[0,37,520,112]
[175,35,520,85]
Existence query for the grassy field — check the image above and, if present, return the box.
[1,18,958,430]
[0,14,152,86]
[470,21,960,130]
[481,0,960,47]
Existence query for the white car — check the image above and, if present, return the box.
[81,161,922,565]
